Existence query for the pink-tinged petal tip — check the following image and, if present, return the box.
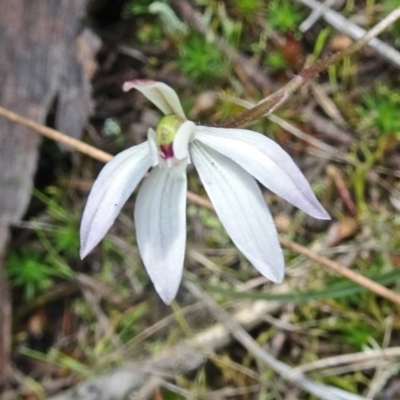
[123,79,186,119]
[122,79,156,92]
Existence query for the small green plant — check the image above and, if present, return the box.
[266,0,304,32]
[176,34,230,83]
[33,188,80,257]
[6,251,69,300]
[6,188,77,299]
[265,49,287,70]
[352,85,400,212]
[232,0,264,20]
[357,85,400,138]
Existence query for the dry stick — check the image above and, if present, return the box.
[289,346,400,375]
[219,6,400,128]
[0,107,112,164]
[279,237,400,306]
[1,107,400,306]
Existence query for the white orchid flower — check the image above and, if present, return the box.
[80,80,330,304]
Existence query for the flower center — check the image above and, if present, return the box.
[156,115,185,160]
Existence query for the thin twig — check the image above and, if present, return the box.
[0,106,112,163]
[1,107,400,306]
[279,236,400,306]
[289,346,400,375]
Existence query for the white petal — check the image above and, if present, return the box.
[123,80,186,119]
[190,142,284,283]
[147,128,159,166]
[135,167,187,304]
[80,142,151,258]
[195,126,330,220]
[173,120,196,160]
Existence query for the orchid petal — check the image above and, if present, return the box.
[173,121,196,160]
[190,142,284,283]
[195,126,330,220]
[147,128,159,167]
[123,80,186,119]
[80,142,152,258]
[135,167,187,304]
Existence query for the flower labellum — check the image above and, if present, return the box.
[80,80,330,304]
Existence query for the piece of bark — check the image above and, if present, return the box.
[0,224,11,388]
[0,0,98,387]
